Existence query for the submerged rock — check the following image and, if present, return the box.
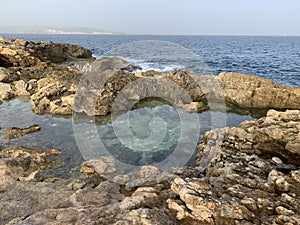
[3,124,41,139]
[0,110,300,224]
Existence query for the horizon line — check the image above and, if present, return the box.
[1,32,300,37]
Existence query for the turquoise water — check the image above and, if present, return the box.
[0,98,253,178]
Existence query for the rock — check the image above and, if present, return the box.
[112,165,174,189]
[80,156,118,180]
[0,146,61,185]
[31,83,68,114]
[3,124,41,139]
[0,82,14,100]
[0,181,74,225]
[121,64,142,72]
[218,72,300,109]
[275,206,295,216]
[178,101,208,113]
[14,80,36,96]
[74,64,207,116]
[272,157,283,164]
[0,67,19,83]
[25,41,94,63]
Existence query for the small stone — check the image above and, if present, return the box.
[275,177,291,192]
[268,170,279,183]
[275,206,295,216]
[272,157,283,164]
[47,149,61,156]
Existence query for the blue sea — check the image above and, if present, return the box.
[3,34,300,86]
[1,34,299,177]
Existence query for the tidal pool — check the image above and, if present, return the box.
[0,98,255,178]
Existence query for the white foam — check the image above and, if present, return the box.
[134,62,185,72]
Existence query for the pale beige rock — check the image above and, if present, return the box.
[80,156,118,180]
[0,48,17,56]
[0,82,14,99]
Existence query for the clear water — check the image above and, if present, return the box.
[0,98,252,178]
[0,34,298,177]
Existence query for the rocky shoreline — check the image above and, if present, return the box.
[1,36,300,116]
[0,36,300,224]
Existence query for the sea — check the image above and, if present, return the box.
[0,34,299,178]
[3,34,300,86]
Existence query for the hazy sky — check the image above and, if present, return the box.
[2,0,300,35]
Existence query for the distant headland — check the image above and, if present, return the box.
[0,25,122,35]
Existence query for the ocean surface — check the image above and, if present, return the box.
[0,34,299,178]
[3,34,300,86]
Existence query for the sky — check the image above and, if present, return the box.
[1,0,300,35]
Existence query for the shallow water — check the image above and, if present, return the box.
[0,98,253,178]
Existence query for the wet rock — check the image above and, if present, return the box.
[178,101,208,113]
[0,146,61,185]
[121,64,142,72]
[3,124,41,139]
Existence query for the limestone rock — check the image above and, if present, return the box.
[14,79,37,96]
[218,72,300,109]
[0,146,61,185]
[0,67,19,83]
[80,156,118,180]
[0,181,74,225]
[0,82,14,100]
[3,124,41,139]
[25,41,94,63]
[112,165,174,189]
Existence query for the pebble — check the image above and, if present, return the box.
[272,157,283,164]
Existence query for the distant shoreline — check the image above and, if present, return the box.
[1,33,300,37]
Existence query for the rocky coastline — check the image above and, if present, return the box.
[0,36,300,224]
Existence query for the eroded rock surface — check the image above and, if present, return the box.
[0,110,299,225]
[3,124,41,139]
[1,36,300,116]
[218,72,300,109]
[168,109,300,224]
[0,36,94,105]
[0,146,61,185]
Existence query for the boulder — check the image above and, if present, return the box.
[218,72,300,109]
[0,82,14,100]
[25,41,94,63]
